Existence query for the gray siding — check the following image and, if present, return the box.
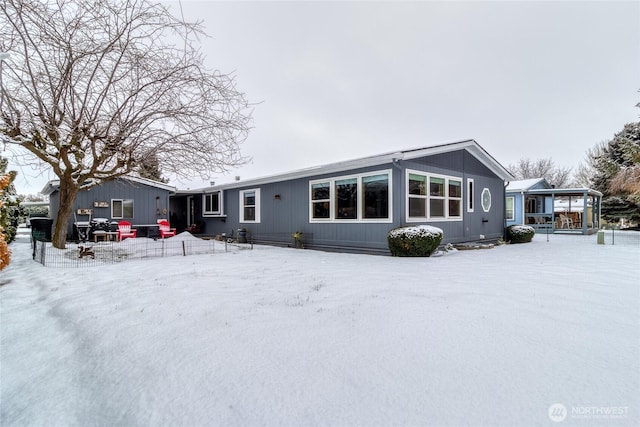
[196,149,507,254]
[51,179,172,239]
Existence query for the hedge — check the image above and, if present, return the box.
[387,225,444,257]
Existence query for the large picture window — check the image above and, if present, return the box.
[406,170,462,221]
[362,174,389,219]
[203,191,222,216]
[111,199,134,219]
[309,170,392,223]
[240,189,260,223]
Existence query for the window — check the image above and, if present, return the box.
[203,191,222,216]
[481,188,492,212]
[240,189,260,223]
[408,173,426,217]
[406,170,463,221]
[111,199,134,219]
[309,170,392,223]
[336,177,357,219]
[429,176,445,218]
[448,179,462,217]
[506,196,515,221]
[311,182,330,219]
[467,178,474,212]
[362,174,389,219]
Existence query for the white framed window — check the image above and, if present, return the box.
[240,188,260,223]
[467,178,474,212]
[309,170,392,223]
[111,199,134,219]
[506,196,515,221]
[481,188,492,212]
[203,191,223,216]
[406,170,463,222]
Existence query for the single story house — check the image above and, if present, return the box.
[505,178,602,235]
[42,176,176,240]
[172,139,514,254]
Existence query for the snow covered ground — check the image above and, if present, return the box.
[1,227,638,426]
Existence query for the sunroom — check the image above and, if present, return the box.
[506,179,602,235]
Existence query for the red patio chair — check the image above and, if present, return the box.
[117,220,137,241]
[158,220,176,238]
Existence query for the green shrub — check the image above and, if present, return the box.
[506,225,535,243]
[387,225,443,257]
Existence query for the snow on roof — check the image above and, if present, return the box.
[506,178,548,192]
[197,139,513,192]
[41,176,176,195]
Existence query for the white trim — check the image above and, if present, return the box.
[309,169,393,223]
[405,169,463,223]
[506,196,515,221]
[239,188,260,223]
[111,198,134,219]
[200,140,513,193]
[202,191,224,217]
[481,188,492,212]
[467,178,475,213]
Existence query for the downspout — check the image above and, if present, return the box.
[503,181,510,229]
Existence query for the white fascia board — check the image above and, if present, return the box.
[121,176,176,193]
[203,139,512,192]
[40,176,176,195]
[210,152,401,191]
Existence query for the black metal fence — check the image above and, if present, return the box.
[32,235,252,268]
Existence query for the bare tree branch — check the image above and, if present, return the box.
[0,0,253,248]
[508,157,573,188]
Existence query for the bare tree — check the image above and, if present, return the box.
[508,158,573,188]
[572,142,606,188]
[0,0,252,248]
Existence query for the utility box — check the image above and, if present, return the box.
[597,230,605,245]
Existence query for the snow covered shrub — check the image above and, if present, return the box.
[387,225,443,257]
[506,225,535,244]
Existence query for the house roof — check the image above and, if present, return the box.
[505,178,550,192]
[185,139,513,193]
[41,176,176,195]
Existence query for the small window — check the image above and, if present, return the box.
[203,192,222,216]
[240,188,260,223]
[408,174,426,217]
[506,196,515,221]
[482,188,492,212]
[111,199,134,219]
[467,179,474,213]
[448,180,462,217]
[311,182,331,219]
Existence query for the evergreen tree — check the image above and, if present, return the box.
[592,122,640,223]
[0,157,19,270]
[137,152,168,183]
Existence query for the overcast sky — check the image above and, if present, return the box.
[8,0,639,194]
